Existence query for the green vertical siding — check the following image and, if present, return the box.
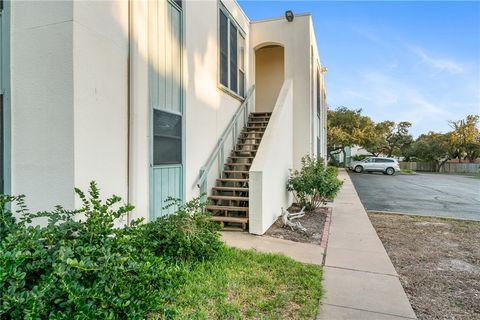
[152,1,181,115]
[152,165,183,218]
[149,0,183,220]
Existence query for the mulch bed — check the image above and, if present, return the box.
[369,212,480,320]
[265,204,330,245]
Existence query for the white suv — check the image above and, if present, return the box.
[349,157,400,175]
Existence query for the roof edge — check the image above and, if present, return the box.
[250,12,311,24]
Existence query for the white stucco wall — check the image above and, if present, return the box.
[128,0,150,221]
[72,0,129,209]
[249,80,293,235]
[10,1,75,213]
[10,1,129,218]
[250,15,313,170]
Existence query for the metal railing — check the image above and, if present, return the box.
[196,85,255,196]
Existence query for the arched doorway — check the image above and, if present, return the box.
[254,45,285,113]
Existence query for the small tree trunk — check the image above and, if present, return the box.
[341,148,346,166]
[438,159,449,172]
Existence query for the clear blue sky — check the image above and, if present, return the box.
[238,1,480,137]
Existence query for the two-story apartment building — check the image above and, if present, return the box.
[0,0,327,234]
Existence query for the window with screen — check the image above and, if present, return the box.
[218,5,245,97]
[316,67,321,117]
[153,110,182,165]
[219,10,229,88]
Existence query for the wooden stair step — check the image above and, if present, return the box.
[225,162,251,166]
[237,143,259,146]
[251,112,272,115]
[223,170,249,174]
[207,205,249,213]
[208,195,249,201]
[212,186,249,192]
[211,216,248,223]
[242,132,264,135]
[240,136,262,139]
[229,156,254,159]
[217,178,249,182]
[241,137,263,140]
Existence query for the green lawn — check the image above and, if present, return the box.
[160,247,323,320]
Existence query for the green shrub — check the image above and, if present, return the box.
[0,182,221,319]
[287,155,343,210]
[136,196,222,262]
[0,194,20,240]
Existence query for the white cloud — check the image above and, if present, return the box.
[410,46,464,74]
[330,71,456,136]
[365,72,450,114]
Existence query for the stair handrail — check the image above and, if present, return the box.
[196,85,256,195]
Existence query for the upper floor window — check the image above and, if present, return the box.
[219,5,246,98]
[316,66,321,117]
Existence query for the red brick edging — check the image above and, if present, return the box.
[320,208,332,249]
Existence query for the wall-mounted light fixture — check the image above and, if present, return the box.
[285,10,294,22]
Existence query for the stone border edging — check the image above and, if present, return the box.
[319,209,331,250]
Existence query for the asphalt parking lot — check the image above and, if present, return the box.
[348,171,480,221]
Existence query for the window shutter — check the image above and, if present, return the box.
[229,22,238,93]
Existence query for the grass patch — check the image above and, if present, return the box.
[400,169,416,174]
[165,247,323,320]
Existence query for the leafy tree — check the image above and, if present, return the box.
[449,115,480,163]
[361,121,391,156]
[327,107,375,162]
[383,121,414,157]
[407,132,452,171]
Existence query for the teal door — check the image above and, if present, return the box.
[149,0,183,219]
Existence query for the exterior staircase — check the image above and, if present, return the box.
[206,112,272,231]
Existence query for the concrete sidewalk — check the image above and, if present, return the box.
[318,169,417,319]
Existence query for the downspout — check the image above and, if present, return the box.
[126,0,132,226]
